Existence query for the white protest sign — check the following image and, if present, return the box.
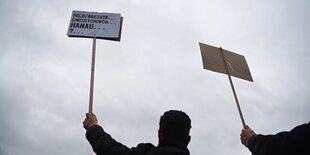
[67,10,122,41]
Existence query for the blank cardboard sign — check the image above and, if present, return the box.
[199,42,253,82]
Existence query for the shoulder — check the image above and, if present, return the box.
[145,146,190,155]
[127,143,156,154]
[136,143,156,150]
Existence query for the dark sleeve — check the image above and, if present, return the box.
[85,125,155,155]
[247,122,310,155]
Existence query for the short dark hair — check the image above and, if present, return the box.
[159,110,191,142]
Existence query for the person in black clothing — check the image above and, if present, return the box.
[83,110,192,155]
[240,122,310,155]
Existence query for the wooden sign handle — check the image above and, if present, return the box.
[219,48,246,128]
[89,38,96,113]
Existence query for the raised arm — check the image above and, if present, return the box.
[240,123,310,155]
[83,113,129,155]
[83,113,154,155]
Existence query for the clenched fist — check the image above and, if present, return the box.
[83,113,98,129]
[240,125,256,147]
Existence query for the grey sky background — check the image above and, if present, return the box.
[0,0,309,155]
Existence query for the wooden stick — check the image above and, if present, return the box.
[219,47,246,128]
[88,38,96,113]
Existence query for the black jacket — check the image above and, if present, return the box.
[247,122,310,155]
[86,125,190,155]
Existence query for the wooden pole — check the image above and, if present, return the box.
[88,38,96,113]
[219,47,246,128]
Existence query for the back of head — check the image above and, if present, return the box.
[159,110,191,142]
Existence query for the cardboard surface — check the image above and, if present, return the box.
[199,42,253,82]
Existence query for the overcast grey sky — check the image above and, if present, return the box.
[0,0,309,155]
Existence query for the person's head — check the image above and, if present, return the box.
[158,110,191,145]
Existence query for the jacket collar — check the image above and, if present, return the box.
[158,138,190,154]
